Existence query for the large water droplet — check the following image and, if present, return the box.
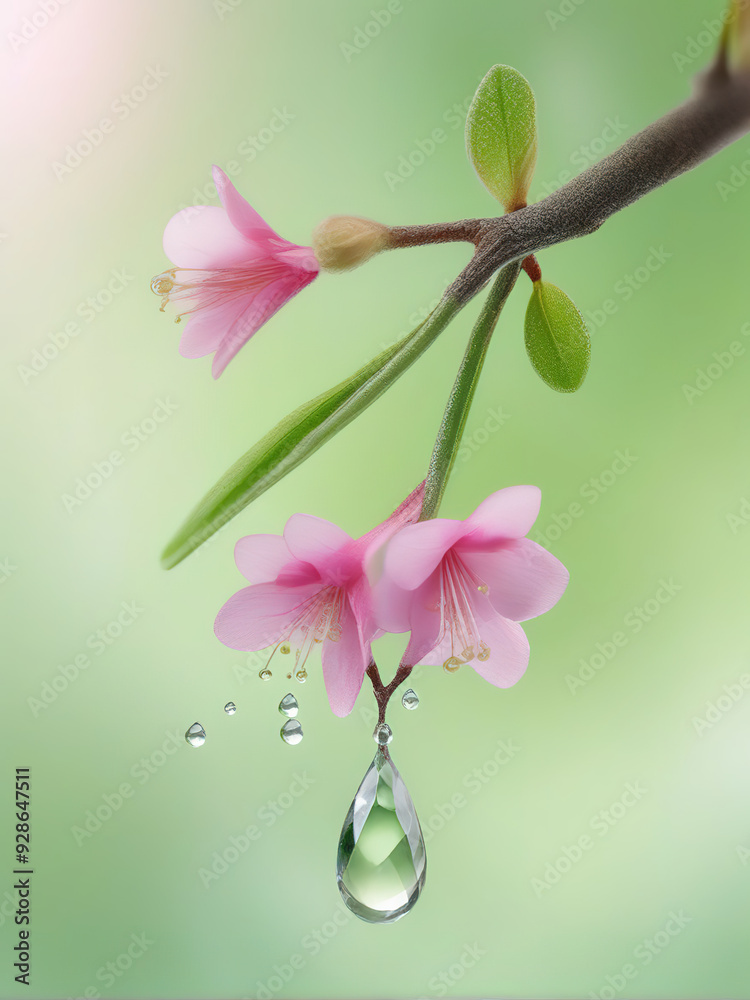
[185,722,206,747]
[279,693,299,718]
[224,702,236,715]
[336,748,426,924]
[401,688,419,711]
[280,719,303,745]
[373,723,392,746]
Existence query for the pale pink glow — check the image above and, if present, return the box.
[375,485,569,687]
[214,484,425,717]
[153,166,319,377]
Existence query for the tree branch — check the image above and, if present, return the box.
[389,68,750,304]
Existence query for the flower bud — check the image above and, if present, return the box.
[311,216,391,272]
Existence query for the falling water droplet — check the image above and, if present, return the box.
[279,693,299,718]
[185,722,206,747]
[259,668,272,681]
[374,723,393,746]
[336,747,426,923]
[224,702,236,715]
[401,688,419,711]
[280,719,304,745]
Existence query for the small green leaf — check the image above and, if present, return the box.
[466,64,538,211]
[161,297,461,569]
[524,281,590,393]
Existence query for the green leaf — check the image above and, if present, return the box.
[465,64,538,211]
[524,281,590,393]
[161,297,461,569]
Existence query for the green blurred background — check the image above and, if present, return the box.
[2,0,750,996]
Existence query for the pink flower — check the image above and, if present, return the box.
[375,485,569,687]
[151,166,319,378]
[214,484,424,717]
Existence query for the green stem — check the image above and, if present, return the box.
[161,295,463,568]
[420,261,522,521]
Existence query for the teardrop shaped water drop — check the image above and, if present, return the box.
[280,719,303,745]
[401,688,419,711]
[336,747,426,924]
[185,722,206,747]
[373,723,392,746]
[279,693,299,718]
[224,702,236,715]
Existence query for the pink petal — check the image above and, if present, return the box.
[383,518,467,591]
[357,480,426,568]
[461,539,569,622]
[320,599,370,717]
[163,205,265,269]
[468,615,530,688]
[214,582,319,650]
[372,575,415,635]
[211,274,314,378]
[212,165,284,243]
[283,514,353,566]
[461,485,542,546]
[178,296,248,359]
[234,534,294,585]
[401,576,443,666]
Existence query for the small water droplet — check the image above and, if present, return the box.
[477,583,489,594]
[224,702,236,715]
[336,747,426,923]
[295,668,308,684]
[279,693,299,718]
[401,689,419,711]
[185,722,206,747]
[280,719,303,745]
[259,668,272,681]
[286,673,292,679]
[374,723,393,746]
